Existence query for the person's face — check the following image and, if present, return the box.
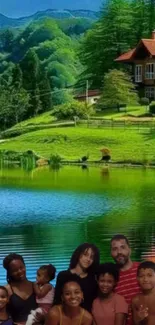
[0,289,9,310]
[111,239,131,266]
[36,269,49,285]
[9,259,26,282]
[62,282,83,307]
[78,248,94,270]
[138,268,155,291]
[98,273,116,295]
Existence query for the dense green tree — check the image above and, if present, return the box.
[0,29,14,52]
[11,64,23,88]
[80,0,133,88]
[97,69,138,110]
[20,49,41,117]
[39,69,52,112]
[52,88,73,106]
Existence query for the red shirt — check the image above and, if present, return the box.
[115,262,140,325]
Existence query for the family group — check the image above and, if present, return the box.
[0,234,154,325]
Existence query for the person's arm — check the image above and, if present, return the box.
[45,308,59,325]
[114,313,126,325]
[132,297,148,325]
[34,283,52,298]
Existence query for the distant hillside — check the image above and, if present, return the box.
[0,9,100,28]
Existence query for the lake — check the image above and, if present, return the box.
[0,165,155,284]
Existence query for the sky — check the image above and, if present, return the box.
[0,0,104,18]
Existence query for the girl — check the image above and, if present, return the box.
[26,264,56,325]
[45,276,93,325]
[92,263,128,325]
[0,286,13,325]
[3,253,37,325]
[54,243,100,312]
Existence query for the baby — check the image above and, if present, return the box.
[26,264,56,325]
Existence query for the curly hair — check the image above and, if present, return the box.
[69,242,100,274]
[61,273,83,295]
[3,253,25,283]
[39,264,56,281]
[96,263,119,282]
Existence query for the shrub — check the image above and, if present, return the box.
[53,100,94,120]
[149,101,155,114]
[140,97,149,106]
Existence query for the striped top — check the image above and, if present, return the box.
[115,262,140,325]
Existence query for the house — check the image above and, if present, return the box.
[115,31,155,100]
[75,89,101,105]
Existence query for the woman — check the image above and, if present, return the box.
[54,243,100,312]
[45,276,92,325]
[3,253,37,325]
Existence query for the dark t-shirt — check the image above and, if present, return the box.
[54,270,97,312]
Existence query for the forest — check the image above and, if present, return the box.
[0,0,155,129]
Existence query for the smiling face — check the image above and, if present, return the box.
[78,248,94,270]
[62,281,83,307]
[98,273,116,296]
[138,268,155,291]
[0,288,9,310]
[9,259,26,282]
[37,269,49,285]
[111,239,131,266]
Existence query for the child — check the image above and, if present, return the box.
[45,275,93,325]
[132,261,155,325]
[0,286,13,325]
[26,264,56,325]
[92,263,128,325]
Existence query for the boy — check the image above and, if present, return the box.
[132,261,155,325]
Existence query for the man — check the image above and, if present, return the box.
[111,234,140,325]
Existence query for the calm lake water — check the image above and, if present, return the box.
[0,165,155,284]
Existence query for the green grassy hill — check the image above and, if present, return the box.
[0,126,155,164]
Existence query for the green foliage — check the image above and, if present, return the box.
[79,0,155,88]
[97,69,138,110]
[52,88,73,106]
[53,100,94,119]
[39,69,52,112]
[80,0,133,88]
[149,101,155,114]
[140,97,149,106]
[49,154,62,168]
[0,29,14,52]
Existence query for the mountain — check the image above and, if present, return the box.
[0,9,100,28]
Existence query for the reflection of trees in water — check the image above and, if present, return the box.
[131,185,155,261]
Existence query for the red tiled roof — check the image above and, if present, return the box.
[75,89,101,98]
[115,48,136,62]
[141,39,155,55]
[115,38,155,62]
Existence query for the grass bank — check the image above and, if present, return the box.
[0,126,155,164]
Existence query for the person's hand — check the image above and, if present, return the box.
[137,305,148,322]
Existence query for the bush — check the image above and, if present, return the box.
[140,97,149,106]
[149,101,155,114]
[53,100,94,120]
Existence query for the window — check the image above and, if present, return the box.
[145,87,155,99]
[145,63,155,79]
[135,65,142,82]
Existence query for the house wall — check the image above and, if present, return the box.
[134,58,155,85]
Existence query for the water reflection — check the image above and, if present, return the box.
[0,166,154,284]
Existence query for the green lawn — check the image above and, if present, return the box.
[12,110,56,129]
[94,106,148,120]
[0,126,155,163]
